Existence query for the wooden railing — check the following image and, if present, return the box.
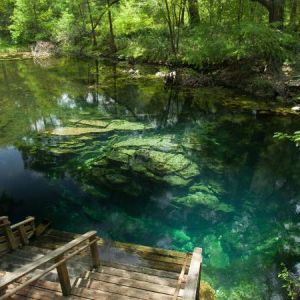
[182,248,202,300]
[0,231,100,299]
[0,216,35,253]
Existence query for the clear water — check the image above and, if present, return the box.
[0,58,299,299]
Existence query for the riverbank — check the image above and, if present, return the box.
[1,42,300,111]
[117,55,300,103]
[78,46,300,103]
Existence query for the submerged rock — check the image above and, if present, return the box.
[85,135,200,188]
[51,127,111,136]
[175,183,233,212]
[51,119,152,136]
[79,119,151,131]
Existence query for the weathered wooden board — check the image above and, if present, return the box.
[96,265,179,287]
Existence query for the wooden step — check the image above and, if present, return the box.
[78,278,177,300]
[95,265,179,287]
[71,286,139,300]
[99,261,180,280]
[86,271,184,296]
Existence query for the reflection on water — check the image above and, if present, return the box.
[0,58,300,299]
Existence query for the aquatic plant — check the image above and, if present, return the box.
[278,263,300,300]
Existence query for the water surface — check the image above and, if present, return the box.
[0,58,300,299]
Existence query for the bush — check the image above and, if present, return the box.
[180,23,300,68]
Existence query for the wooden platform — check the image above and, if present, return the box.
[0,217,202,300]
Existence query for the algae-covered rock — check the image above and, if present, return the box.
[85,135,200,188]
[79,119,151,131]
[175,183,233,212]
[51,127,112,136]
[88,137,199,186]
[112,136,178,151]
[176,192,233,212]
[51,119,152,136]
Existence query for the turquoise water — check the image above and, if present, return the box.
[0,58,299,299]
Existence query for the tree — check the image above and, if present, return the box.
[250,0,285,24]
[10,0,54,42]
[188,0,200,26]
[107,0,117,53]
[0,0,15,37]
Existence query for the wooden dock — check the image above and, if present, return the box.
[0,216,202,300]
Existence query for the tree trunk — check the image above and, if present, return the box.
[188,0,200,26]
[289,0,297,26]
[180,0,187,25]
[163,0,177,54]
[269,0,285,23]
[86,0,97,47]
[107,0,117,53]
[251,0,285,25]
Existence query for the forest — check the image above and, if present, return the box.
[1,1,300,300]
[0,0,299,67]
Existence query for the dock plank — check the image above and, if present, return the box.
[96,265,179,287]
[79,278,175,300]
[88,272,180,295]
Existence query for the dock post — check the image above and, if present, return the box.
[0,216,18,251]
[89,234,100,268]
[183,248,202,300]
[56,255,72,296]
[18,224,29,245]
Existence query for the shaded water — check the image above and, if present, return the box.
[0,58,300,299]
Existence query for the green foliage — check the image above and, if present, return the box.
[10,0,55,43]
[181,22,299,67]
[0,0,300,67]
[0,0,14,36]
[278,263,300,300]
[274,131,300,146]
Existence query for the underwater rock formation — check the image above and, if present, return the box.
[175,183,234,213]
[51,119,152,136]
[84,135,200,188]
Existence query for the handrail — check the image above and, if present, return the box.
[0,216,35,250]
[182,248,202,300]
[10,216,35,230]
[0,230,100,299]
